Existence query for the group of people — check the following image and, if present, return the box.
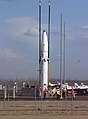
[38,87,48,99]
[57,87,75,99]
[38,86,75,99]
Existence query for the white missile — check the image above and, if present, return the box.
[41,30,48,91]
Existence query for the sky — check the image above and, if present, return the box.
[0,0,88,80]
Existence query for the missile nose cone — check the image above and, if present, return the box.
[42,30,47,40]
[43,30,47,36]
[42,30,48,52]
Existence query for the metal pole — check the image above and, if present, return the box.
[4,86,7,99]
[60,14,63,99]
[39,1,42,111]
[7,86,9,110]
[13,86,16,99]
[40,88,43,111]
[63,23,66,84]
[3,86,7,110]
[71,86,73,115]
[35,84,36,111]
[48,0,51,85]
[39,0,42,87]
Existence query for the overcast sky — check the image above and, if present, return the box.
[0,0,88,80]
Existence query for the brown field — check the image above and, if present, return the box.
[0,100,88,119]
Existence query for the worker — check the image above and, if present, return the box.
[62,89,65,98]
[56,89,60,99]
[38,86,42,97]
[43,88,47,99]
[71,88,75,99]
[65,86,68,98]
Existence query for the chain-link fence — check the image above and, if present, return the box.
[0,99,88,116]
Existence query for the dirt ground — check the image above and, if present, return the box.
[0,100,88,119]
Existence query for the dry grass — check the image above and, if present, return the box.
[0,100,88,119]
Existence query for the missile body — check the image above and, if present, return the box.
[38,1,51,93]
[41,30,48,91]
